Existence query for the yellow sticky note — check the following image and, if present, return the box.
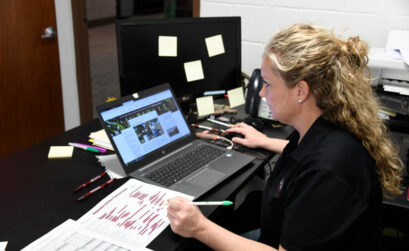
[196,96,214,117]
[184,60,205,82]
[227,87,245,108]
[90,129,110,143]
[158,36,177,57]
[205,34,225,57]
[48,146,74,158]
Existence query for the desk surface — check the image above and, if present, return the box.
[0,106,293,251]
[2,108,408,250]
[383,131,409,209]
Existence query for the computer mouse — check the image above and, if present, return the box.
[222,132,244,140]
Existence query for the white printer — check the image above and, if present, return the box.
[369,30,409,118]
[368,33,409,175]
[369,48,409,116]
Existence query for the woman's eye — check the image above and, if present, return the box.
[264,82,271,87]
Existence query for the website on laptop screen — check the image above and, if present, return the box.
[100,89,190,166]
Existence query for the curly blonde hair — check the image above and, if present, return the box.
[263,24,403,196]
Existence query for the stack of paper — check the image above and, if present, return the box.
[96,154,126,178]
[89,129,114,151]
[22,179,193,250]
[78,179,193,248]
[386,30,409,66]
[21,219,149,251]
[0,242,7,251]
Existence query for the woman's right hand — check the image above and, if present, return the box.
[167,197,207,238]
[225,122,269,149]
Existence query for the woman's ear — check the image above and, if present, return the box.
[295,80,310,103]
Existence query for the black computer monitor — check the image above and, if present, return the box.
[116,17,242,104]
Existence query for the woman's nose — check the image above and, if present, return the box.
[259,84,266,97]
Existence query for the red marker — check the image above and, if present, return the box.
[77,178,115,201]
[73,171,107,192]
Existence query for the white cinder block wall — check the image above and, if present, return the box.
[200,0,409,76]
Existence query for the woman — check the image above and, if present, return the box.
[167,24,403,250]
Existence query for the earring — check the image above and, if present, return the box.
[298,99,302,103]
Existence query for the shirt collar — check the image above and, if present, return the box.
[284,116,334,162]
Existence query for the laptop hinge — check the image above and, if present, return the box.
[139,142,194,172]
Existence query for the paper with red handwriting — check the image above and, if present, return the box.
[78,179,193,247]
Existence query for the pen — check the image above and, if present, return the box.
[77,178,115,201]
[74,142,107,153]
[69,142,100,153]
[206,118,232,128]
[73,171,107,192]
[164,200,233,206]
[191,124,225,132]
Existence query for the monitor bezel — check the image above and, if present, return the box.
[116,16,242,104]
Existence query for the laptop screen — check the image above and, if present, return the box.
[99,89,190,167]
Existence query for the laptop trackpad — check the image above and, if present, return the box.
[188,168,225,188]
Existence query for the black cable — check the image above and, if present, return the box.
[233,144,274,177]
[197,134,275,177]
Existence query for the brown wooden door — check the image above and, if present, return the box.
[0,0,65,158]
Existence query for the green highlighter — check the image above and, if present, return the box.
[69,142,101,153]
[190,201,233,206]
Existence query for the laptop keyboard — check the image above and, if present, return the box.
[144,145,227,187]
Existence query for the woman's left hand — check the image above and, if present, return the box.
[226,122,269,149]
[167,196,207,238]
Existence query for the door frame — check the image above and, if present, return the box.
[71,0,93,124]
[193,0,200,17]
[70,0,200,124]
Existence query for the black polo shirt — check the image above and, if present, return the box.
[259,117,382,251]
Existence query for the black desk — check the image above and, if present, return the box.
[381,130,409,241]
[0,109,293,250]
[383,131,409,209]
[3,108,408,250]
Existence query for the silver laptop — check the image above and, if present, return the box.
[96,83,254,199]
